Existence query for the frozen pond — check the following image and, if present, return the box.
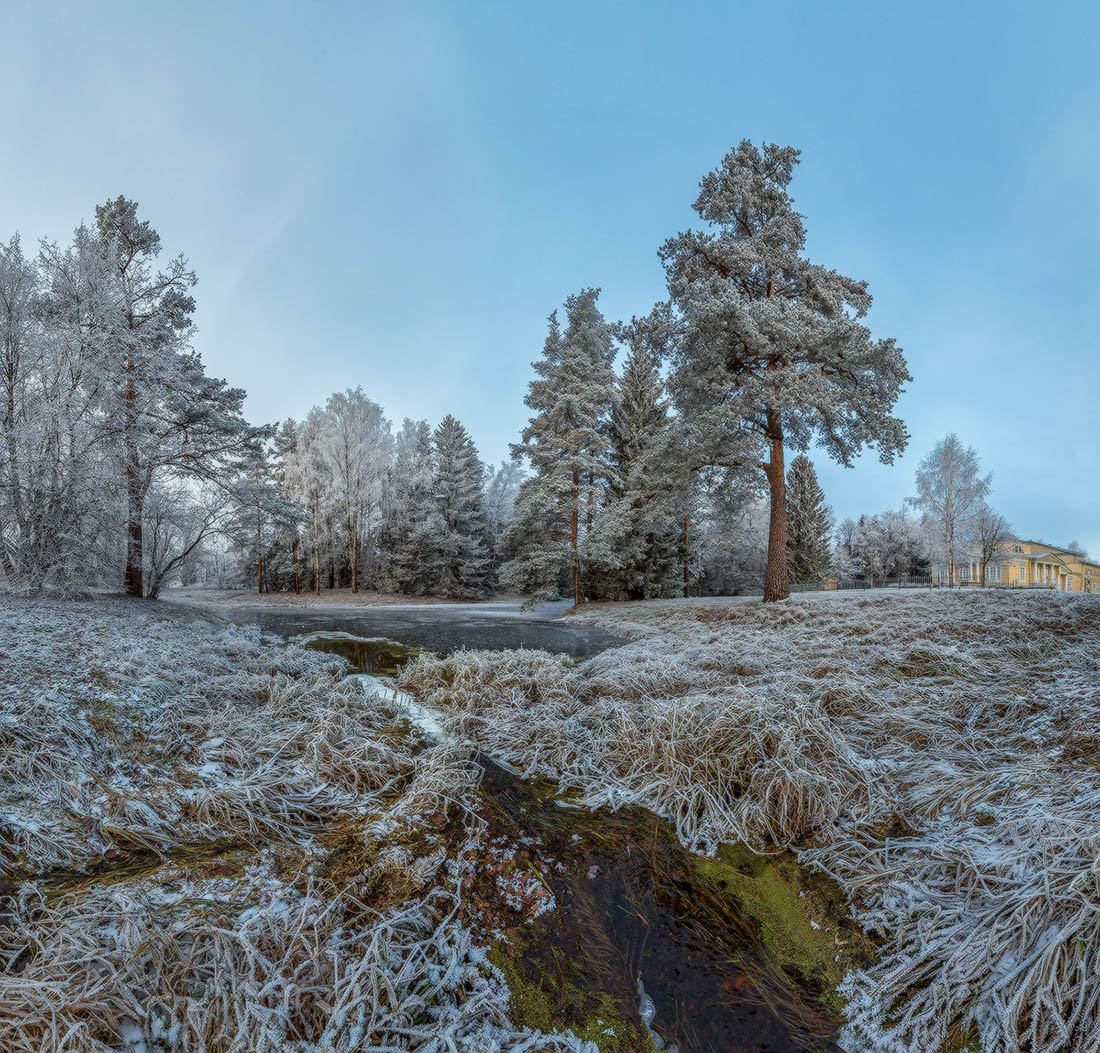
[172,597,626,658]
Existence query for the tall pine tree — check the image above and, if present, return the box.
[662,143,910,601]
[502,289,617,605]
[784,454,833,583]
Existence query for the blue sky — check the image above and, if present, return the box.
[3,1,1098,554]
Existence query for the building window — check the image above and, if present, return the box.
[987,564,1001,582]
[1020,566,1027,584]
[1013,544,1022,553]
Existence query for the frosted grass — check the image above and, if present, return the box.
[400,590,1100,1053]
[0,597,597,1053]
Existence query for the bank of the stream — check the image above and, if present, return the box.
[301,630,868,1053]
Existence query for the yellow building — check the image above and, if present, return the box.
[933,540,1100,592]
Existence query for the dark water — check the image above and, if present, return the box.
[479,761,841,1053]
[297,633,419,675]
[190,603,624,659]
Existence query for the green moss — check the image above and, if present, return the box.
[487,941,648,1052]
[694,842,850,999]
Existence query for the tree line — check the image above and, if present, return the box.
[2,141,921,602]
[244,400,522,598]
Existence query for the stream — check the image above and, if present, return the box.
[289,622,843,1053]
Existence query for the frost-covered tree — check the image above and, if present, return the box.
[833,517,860,583]
[432,415,490,598]
[1,204,266,596]
[278,408,332,593]
[270,418,305,592]
[78,199,267,596]
[836,507,929,585]
[695,489,769,595]
[909,433,991,585]
[502,289,618,606]
[0,233,111,587]
[661,142,910,601]
[484,459,523,546]
[315,388,391,592]
[601,305,686,599]
[784,455,833,584]
[142,482,241,599]
[378,419,443,594]
[224,450,301,594]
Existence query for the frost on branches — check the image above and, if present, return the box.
[661,141,911,602]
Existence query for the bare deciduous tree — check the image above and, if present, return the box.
[972,504,1013,587]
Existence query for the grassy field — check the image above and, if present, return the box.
[5,590,1099,1052]
[0,597,595,1053]
[400,590,1100,1053]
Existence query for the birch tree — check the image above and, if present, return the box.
[910,433,991,584]
[4,232,116,587]
[661,141,910,601]
[316,388,391,592]
[484,460,523,543]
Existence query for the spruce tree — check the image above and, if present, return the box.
[602,305,685,599]
[378,419,441,594]
[784,454,833,583]
[502,289,617,605]
[432,415,490,598]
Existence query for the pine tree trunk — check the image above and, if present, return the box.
[683,514,691,598]
[763,431,790,603]
[125,450,144,598]
[571,470,582,607]
[257,518,263,594]
[292,535,300,594]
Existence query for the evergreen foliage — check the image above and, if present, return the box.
[661,142,910,601]
[501,289,618,605]
[432,414,491,598]
[601,305,687,599]
[378,419,442,594]
[784,455,833,583]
